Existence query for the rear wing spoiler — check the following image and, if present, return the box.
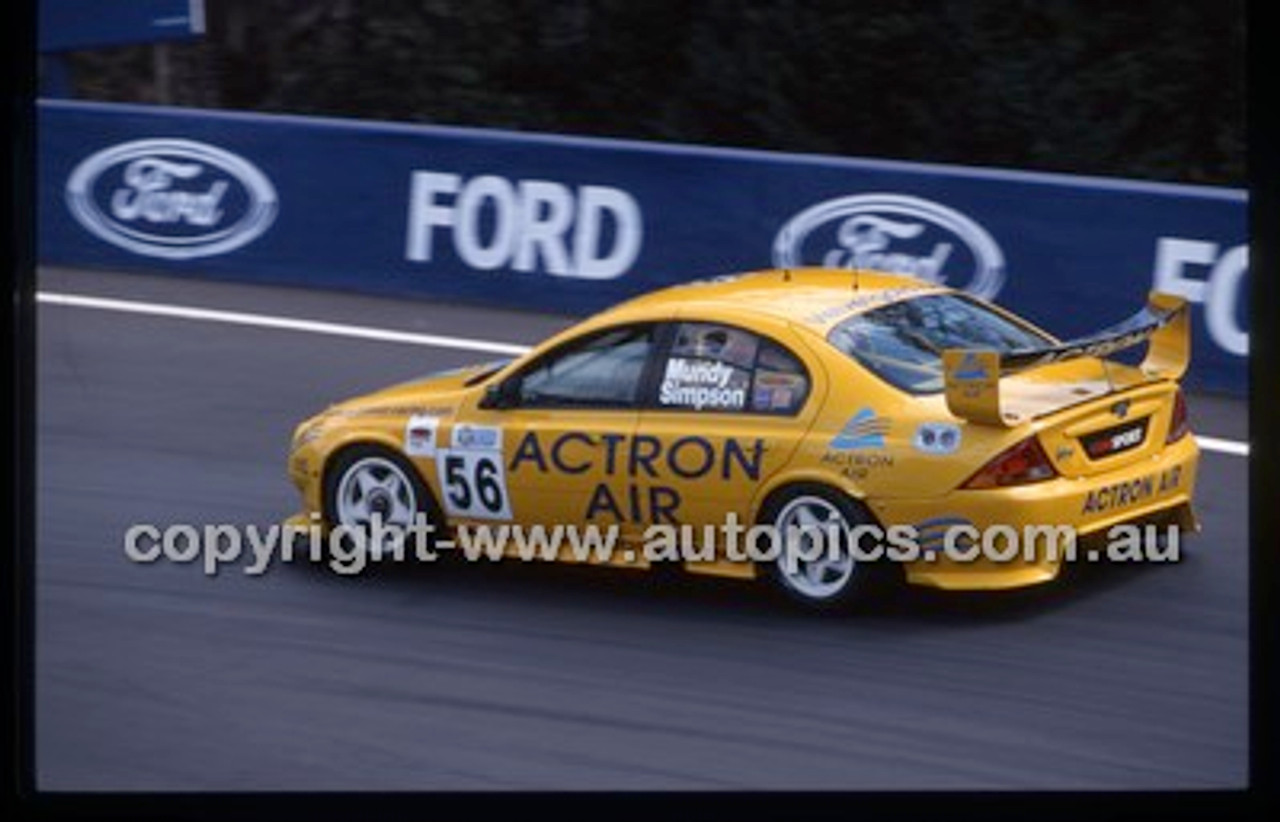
[942,292,1189,426]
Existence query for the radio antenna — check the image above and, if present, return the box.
[1101,356,1115,394]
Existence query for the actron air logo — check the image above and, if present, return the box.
[773,193,1006,299]
[65,138,278,259]
[953,352,991,381]
[830,407,891,451]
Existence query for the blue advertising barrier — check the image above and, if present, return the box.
[38,99,1248,394]
[39,0,205,52]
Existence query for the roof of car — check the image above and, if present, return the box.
[609,267,950,332]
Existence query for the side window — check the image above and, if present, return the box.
[655,322,810,415]
[751,340,810,414]
[516,324,656,408]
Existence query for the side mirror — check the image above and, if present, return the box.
[480,379,519,410]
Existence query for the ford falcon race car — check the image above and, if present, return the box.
[286,268,1199,609]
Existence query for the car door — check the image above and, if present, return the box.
[449,322,662,562]
[635,319,821,575]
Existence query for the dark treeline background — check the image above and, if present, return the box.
[58,0,1245,186]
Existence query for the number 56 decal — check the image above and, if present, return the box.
[436,424,512,520]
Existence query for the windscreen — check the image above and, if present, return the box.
[826,293,1054,394]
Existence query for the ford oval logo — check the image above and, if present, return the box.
[65,138,278,259]
[772,193,1006,299]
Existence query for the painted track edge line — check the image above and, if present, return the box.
[36,290,531,357]
[1193,435,1249,457]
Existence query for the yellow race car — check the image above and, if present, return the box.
[286,268,1199,609]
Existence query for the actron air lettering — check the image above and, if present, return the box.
[509,431,764,482]
[1082,467,1182,514]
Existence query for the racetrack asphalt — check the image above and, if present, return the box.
[34,266,1249,790]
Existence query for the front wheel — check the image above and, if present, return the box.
[323,445,438,562]
[759,484,899,612]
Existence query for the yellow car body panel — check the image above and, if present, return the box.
[286,268,1199,592]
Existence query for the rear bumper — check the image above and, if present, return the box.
[869,434,1200,591]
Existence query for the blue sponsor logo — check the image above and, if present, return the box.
[830,407,891,450]
[913,422,962,455]
[772,193,1006,299]
[454,425,501,449]
[953,352,990,381]
[914,516,976,552]
[65,138,278,260]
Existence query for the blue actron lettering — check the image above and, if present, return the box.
[723,438,764,481]
[667,436,715,479]
[509,431,548,473]
[550,432,595,475]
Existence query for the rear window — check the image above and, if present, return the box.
[826,293,1053,394]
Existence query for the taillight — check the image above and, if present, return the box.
[1166,389,1189,443]
[962,435,1058,489]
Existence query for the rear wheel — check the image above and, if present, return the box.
[759,484,899,612]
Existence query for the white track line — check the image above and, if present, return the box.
[1193,435,1249,457]
[36,291,531,357]
[37,290,1249,458]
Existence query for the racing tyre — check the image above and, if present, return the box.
[759,484,900,612]
[322,445,440,565]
